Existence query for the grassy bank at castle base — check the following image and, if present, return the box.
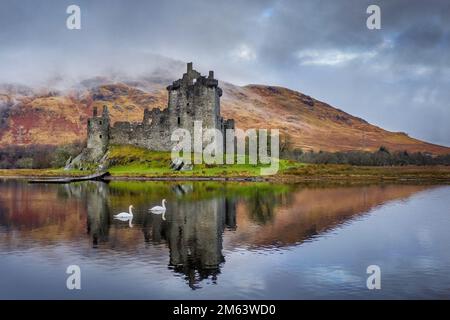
[101,145,301,178]
[0,145,449,183]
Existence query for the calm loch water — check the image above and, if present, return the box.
[0,179,449,299]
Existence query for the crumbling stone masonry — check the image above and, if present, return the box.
[69,63,234,169]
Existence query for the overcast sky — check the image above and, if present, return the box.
[0,0,449,146]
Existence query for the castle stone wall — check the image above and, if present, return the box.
[85,63,234,156]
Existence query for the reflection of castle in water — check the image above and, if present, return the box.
[161,197,236,289]
[85,183,111,247]
[80,182,237,289]
[64,181,111,247]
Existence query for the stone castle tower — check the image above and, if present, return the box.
[87,105,110,159]
[166,62,224,131]
[74,63,234,165]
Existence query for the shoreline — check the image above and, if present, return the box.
[0,175,264,182]
[1,165,450,184]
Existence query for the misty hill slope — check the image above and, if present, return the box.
[221,84,449,154]
[0,78,449,155]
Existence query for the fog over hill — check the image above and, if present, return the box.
[0,55,449,155]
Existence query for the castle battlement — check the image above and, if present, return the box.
[168,63,220,91]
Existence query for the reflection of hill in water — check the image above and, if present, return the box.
[0,180,437,288]
[228,185,434,248]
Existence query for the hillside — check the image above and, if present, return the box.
[221,84,450,154]
[0,76,449,155]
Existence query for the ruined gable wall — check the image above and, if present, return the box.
[109,108,174,151]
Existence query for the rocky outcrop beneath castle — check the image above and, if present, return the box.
[65,148,109,171]
[170,157,193,171]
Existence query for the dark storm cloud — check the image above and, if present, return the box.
[0,0,449,146]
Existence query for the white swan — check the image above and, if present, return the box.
[149,200,167,221]
[114,205,134,219]
[149,199,166,213]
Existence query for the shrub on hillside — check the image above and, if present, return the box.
[281,147,450,166]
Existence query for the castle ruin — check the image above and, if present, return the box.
[71,63,235,168]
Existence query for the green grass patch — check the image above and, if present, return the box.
[107,144,301,177]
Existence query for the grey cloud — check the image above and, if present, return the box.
[0,0,449,146]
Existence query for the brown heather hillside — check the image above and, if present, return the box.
[221,84,450,154]
[0,79,449,155]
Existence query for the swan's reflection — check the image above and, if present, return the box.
[114,216,133,228]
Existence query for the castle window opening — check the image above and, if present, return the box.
[99,121,102,125]
[178,117,181,125]
[99,135,102,139]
